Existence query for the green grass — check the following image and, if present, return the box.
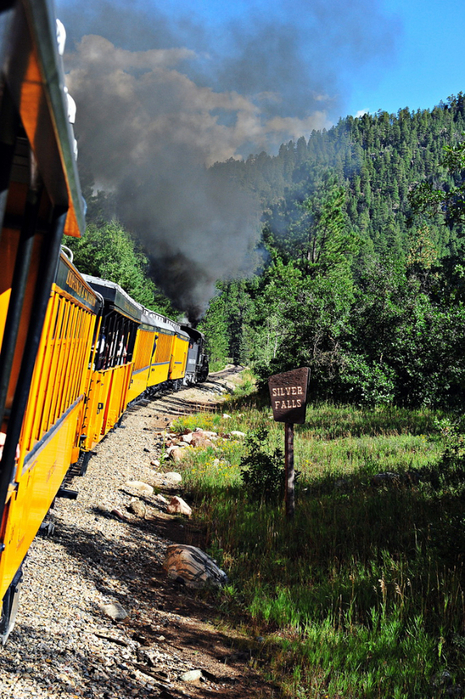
[172,390,465,698]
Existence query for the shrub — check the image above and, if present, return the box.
[239,427,285,502]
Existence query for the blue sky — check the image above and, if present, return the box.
[170,0,465,121]
[348,0,465,118]
[58,0,465,159]
[85,0,462,121]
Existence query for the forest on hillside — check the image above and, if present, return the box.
[71,94,465,410]
[201,94,465,409]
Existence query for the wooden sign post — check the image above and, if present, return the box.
[268,368,310,519]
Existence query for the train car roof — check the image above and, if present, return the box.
[2,0,85,237]
[180,324,205,343]
[140,307,190,340]
[82,275,142,323]
[140,307,176,334]
[163,316,189,340]
[175,327,190,341]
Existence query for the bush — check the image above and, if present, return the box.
[239,427,284,502]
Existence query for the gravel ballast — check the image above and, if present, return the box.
[0,372,277,699]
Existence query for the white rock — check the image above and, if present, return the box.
[180,669,202,682]
[164,471,182,483]
[222,414,231,419]
[163,544,228,589]
[167,496,192,517]
[166,444,181,453]
[155,494,169,505]
[230,430,246,438]
[125,481,154,496]
[101,602,128,621]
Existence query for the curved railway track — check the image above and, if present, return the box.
[128,366,245,420]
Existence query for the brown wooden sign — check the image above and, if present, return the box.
[268,367,310,424]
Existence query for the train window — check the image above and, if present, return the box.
[93,311,138,371]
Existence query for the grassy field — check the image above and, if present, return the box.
[172,379,465,698]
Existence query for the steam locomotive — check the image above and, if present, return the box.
[0,0,208,643]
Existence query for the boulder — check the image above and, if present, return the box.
[101,602,128,621]
[230,430,246,438]
[129,499,147,518]
[164,471,182,484]
[163,544,228,589]
[167,496,192,517]
[125,481,154,496]
[190,432,213,448]
[180,670,202,682]
[169,447,186,463]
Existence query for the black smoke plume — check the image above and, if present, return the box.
[58,0,400,317]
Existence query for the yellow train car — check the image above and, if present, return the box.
[127,307,159,403]
[0,0,87,641]
[169,326,190,384]
[0,258,100,638]
[79,276,141,453]
[145,312,176,391]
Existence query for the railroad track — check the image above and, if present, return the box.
[125,366,245,420]
[210,364,245,379]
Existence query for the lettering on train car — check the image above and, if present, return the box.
[56,262,99,311]
[115,292,138,320]
[65,270,94,302]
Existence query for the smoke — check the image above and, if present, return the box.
[59,0,400,316]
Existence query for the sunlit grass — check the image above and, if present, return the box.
[173,392,465,698]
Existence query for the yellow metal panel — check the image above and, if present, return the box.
[48,301,70,428]
[57,303,78,416]
[127,366,150,403]
[22,291,58,450]
[170,336,189,380]
[148,361,170,388]
[147,331,173,388]
[0,399,84,601]
[0,289,11,355]
[133,329,155,371]
[102,363,133,434]
[81,369,111,451]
